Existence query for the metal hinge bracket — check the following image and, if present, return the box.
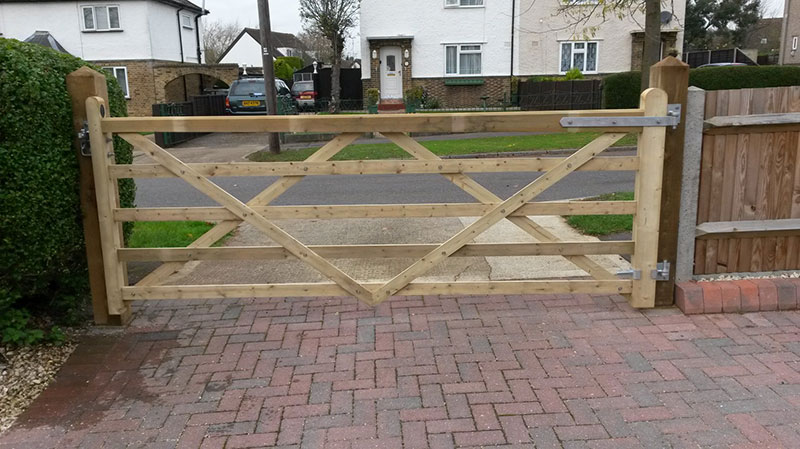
[77,121,91,156]
[617,261,671,281]
[652,260,671,281]
[561,104,682,130]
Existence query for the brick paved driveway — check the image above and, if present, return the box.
[2,294,800,448]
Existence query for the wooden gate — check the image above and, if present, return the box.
[82,88,669,317]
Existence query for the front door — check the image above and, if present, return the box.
[380,47,403,99]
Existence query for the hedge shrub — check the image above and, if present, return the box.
[274,56,305,82]
[0,38,135,327]
[603,65,800,109]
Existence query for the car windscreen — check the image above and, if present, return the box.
[230,80,266,96]
[292,81,314,94]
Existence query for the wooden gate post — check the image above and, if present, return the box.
[66,67,130,325]
[649,56,690,307]
[631,88,669,308]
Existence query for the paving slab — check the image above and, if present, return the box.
[3,295,800,448]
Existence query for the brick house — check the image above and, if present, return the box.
[359,0,685,109]
[0,0,238,116]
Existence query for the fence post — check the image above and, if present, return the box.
[67,66,130,325]
[630,88,669,308]
[649,56,690,306]
[675,87,707,282]
[65,67,114,324]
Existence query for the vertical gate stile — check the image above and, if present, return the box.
[86,96,130,319]
[630,88,670,308]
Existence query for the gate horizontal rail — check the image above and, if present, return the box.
[84,89,669,313]
[117,241,636,262]
[101,109,646,134]
[108,157,639,178]
[113,201,638,221]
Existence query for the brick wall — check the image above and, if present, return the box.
[631,32,679,71]
[412,77,511,108]
[91,59,157,117]
[89,59,238,117]
[363,76,511,109]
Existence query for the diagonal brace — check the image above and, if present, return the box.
[135,132,361,287]
[383,132,625,280]
[372,133,623,304]
[121,133,374,305]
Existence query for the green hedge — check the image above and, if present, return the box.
[603,66,800,109]
[0,38,135,324]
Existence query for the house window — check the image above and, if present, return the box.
[445,44,482,75]
[82,5,121,31]
[103,66,129,98]
[559,41,598,74]
[181,14,193,29]
[444,0,484,7]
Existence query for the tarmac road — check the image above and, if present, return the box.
[135,170,635,207]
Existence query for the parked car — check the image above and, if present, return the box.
[291,80,317,111]
[225,78,295,115]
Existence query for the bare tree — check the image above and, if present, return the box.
[297,27,336,65]
[203,20,240,64]
[557,0,665,90]
[299,0,359,113]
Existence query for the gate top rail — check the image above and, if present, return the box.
[100,109,647,134]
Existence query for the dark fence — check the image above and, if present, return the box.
[518,79,602,111]
[152,95,226,147]
[683,49,758,68]
[294,65,364,110]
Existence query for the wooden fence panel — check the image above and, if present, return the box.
[695,86,800,274]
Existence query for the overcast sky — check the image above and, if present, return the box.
[201,0,361,57]
[201,0,786,59]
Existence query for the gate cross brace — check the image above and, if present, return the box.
[371,132,627,304]
[134,132,362,287]
[382,132,622,281]
[120,133,375,305]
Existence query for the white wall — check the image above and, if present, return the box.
[147,1,202,62]
[219,33,305,67]
[0,0,202,62]
[517,0,686,75]
[219,33,265,67]
[360,0,515,79]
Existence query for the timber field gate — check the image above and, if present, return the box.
[78,83,674,318]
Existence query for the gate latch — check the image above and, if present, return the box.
[77,121,91,156]
[617,260,671,281]
[560,104,682,130]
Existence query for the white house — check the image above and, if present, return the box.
[517,0,686,76]
[360,0,685,108]
[218,28,307,69]
[0,0,238,116]
[360,0,515,108]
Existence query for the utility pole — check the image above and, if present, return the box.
[257,0,281,153]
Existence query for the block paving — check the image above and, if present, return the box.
[2,293,800,448]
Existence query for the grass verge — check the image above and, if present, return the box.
[249,132,636,162]
[565,192,634,236]
[128,221,228,248]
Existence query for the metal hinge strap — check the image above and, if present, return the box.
[561,104,682,129]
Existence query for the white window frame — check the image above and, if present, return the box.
[444,0,484,8]
[444,43,483,76]
[558,40,599,74]
[103,66,130,98]
[181,13,194,29]
[81,4,121,31]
